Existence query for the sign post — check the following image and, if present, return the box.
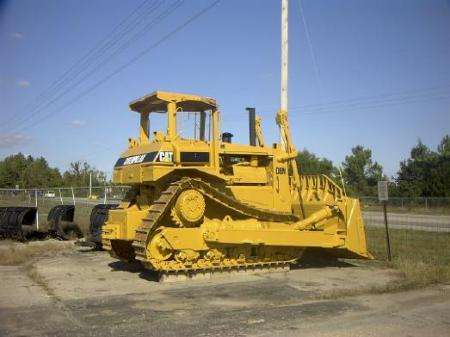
[378,181,391,261]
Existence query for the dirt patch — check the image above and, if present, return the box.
[22,248,404,303]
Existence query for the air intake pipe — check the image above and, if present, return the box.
[222,132,233,143]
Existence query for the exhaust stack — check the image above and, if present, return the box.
[246,107,256,146]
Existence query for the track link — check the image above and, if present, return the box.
[158,260,292,282]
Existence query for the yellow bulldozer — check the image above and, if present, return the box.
[102,90,371,276]
[101,0,370,278]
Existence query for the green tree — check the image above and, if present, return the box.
[296,149,336,177]
[0,153,62,188]
[341,145,384,196]
[437,135,450,156]
[396,136,450,197]
[22,157,62,187]
[0,154,107,189]
[0,153,28,188]
[62,161,106,187]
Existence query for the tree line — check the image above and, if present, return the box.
[0,134,448,197]
[297,134,450,197]
[0,153,106,189]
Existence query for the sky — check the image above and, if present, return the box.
[1,0,449,178]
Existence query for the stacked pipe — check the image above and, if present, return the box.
[89,204,118,248]
[0,207,37,240]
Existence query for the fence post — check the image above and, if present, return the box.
[103,184,107,205]
[35,189,39,231]
[425,197,428,209]
[71,187,75,205]
[89,173,92,199]
[59,189,64,205]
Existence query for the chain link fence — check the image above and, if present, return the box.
[360,197,450,233]
[1,187,450,235]
[0,186,130,234]
[360,196,450,213]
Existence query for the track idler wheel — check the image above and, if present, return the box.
[147,230,173,263]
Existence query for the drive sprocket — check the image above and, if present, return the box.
[171,189,205,227]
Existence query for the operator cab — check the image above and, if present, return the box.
[128,91,217,146]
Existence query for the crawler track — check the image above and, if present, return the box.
[131,178,300,274]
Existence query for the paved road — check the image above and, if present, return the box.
[363,211,450,232]
[0,244,448,337]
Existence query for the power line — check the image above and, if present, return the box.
[298,92,450,116]
[253,83,450,117]
[28,0,164,109]
[293,84,450,111]
[2,0,172,132]
[6,0,184,133]
[2,0,157,128]
[296,0,323,101]
[291,86,450,114]
[13,0,221,133]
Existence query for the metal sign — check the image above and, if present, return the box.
[377,181,389,201]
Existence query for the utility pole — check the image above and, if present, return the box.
[103,181,107,205]
[280,0,289,150]
[277,0,304,217]
[281,0,288,115]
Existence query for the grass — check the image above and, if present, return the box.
[0,240,73,265]
[365,227,450,288]
[24,262,55,297]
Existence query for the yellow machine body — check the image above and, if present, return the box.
[102,91,371,273]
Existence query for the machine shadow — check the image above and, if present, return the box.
[108,260,160,282]
[293,257,355,269]
[107,256,355,282]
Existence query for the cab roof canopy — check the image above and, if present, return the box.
[129,90,217,114]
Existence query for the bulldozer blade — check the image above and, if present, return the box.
[337,198,373,259]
